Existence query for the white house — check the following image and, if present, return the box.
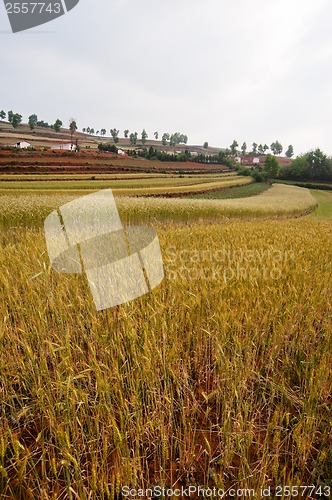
[117,149,126,156]
[11,141,31,149]
[51,143,77,151]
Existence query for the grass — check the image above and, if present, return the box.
[308,190,332,221]
[274,179,332,191]
[186,182,270,199]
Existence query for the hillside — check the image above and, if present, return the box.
[0,121,293,176]
[0,121,221,155]
[0,121,232,175]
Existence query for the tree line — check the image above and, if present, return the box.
[280,149,332,182]
[128,148,232,167]
[0,111,293,159]
[128,147,190,162]
[0,110,64,132]
[239,149,332,183]
[104,146,235,167]
[83,128,189,147]
[228,139,294,158]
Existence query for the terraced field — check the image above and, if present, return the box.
[0,173,330,497]
[0,183,317,228]
[0,174,251,194]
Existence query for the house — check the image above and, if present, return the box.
[117,149,126,156]
[242,155,261,165]
[11,141,31,149]
[241,155,292,166]
[51,143,77,151]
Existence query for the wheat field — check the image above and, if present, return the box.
[0,184,317,229]
[0,184,331,498]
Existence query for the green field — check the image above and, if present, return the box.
[309,190,332,220]
[0,175,331,497]
[187,182,270,199]
[274,179,332,191]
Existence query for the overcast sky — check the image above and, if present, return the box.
[1,0,332,155]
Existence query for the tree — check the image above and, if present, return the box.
[166,133,190,145]
[86,127,90,134]
[82,128,86,133]
[241,142,247,156]
[258,144,264,155]
[263,144,269,154]
[285,145,294,158]
[53,119,62,133]
[252,143,258,155]
[307,149,331,180]
[37,120,50,128]
[12,113,22,129]
[141,129,148,145]
[270,141,283,156]
[129,132,138,146]
[28,114,38,131]
[230,140,238,156]
[124,129,129,138]
[69,119,77,148]
[90,128,95,135]
[154,131,159,140]
[110,128,119,144]
[98,143,118,153]
[203,141,209,149]
[101,129,106,136]
[0,110,6,121]
[262,154,280,182]
[7,111,14,123]
[162,133,170,146]
[281,149,332,181]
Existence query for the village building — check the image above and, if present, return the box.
[11,141,31,149]
[51,143,77,151]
